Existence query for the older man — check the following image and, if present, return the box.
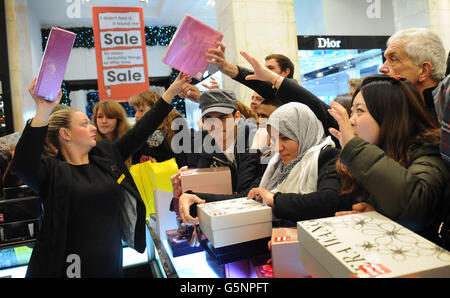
[379,28,447,122]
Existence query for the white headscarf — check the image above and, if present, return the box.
[259,102,335,194]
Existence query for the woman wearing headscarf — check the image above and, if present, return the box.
[246,102,353,227]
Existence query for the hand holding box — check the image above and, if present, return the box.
[34,27,76,101]
[163,14,223,80]
[197,197,272,248]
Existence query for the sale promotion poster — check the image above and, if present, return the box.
[92,7,149,102]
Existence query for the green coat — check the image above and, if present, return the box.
[340,136,449,233]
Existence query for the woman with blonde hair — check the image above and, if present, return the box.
[12,73,191,278]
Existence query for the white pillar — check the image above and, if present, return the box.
[5,0,35,131]
[215,0,299,106]
[392,0,450,52]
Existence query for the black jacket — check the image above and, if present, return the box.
[187,118,264,216]
[12,98,173,277]
[233,66,340,147]
[131,117,196,168]
[272,146,352,225]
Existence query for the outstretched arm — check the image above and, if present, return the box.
[115,73,192,160]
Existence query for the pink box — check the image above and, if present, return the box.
[34,27,76,101]
[163,14,223,80]
[180,167,232,195]
[271,228,310,278]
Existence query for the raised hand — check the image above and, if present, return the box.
[201,76,220,90]
[162,72,192,104]
[205,41,239,78]
[28,78,63,127]
[239,51,283,88]
[178,83,201,102]
[328,100,355,148]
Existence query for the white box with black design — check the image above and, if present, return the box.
[197,198,272,248]
[297,211,450,278]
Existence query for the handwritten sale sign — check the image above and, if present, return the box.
[92,7,149,102]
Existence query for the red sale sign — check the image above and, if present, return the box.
[92,6,149,102]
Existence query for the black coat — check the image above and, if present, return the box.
[233,66,340,147]
[272,146,353,225]
[12,98,173,277]
[131,117,196,168]
[187,119,265,217]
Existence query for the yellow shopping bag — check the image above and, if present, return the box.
[130,158,179,218]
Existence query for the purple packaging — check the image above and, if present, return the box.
[34,27,76,101]
[163,14,223,81]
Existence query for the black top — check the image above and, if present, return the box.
[64,163,123,278]
[233,66,340,147]
[272,146,353,226]
[12,97,173,277]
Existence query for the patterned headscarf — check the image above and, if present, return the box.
[260,102,327,190]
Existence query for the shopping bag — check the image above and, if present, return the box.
[130,158,179,218]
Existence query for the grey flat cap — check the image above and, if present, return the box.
[199,89,238,117]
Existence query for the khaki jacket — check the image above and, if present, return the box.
[340,136,449,232]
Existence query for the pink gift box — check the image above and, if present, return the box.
[180,167,232,195]
[271,228,310,278]
[34,27,76,101]
[163,14,223,80]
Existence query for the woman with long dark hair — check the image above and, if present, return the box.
[328,75,449,238]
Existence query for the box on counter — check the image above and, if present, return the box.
[153,190,178,240]
[200,235,270,265]
[34,27,76,101]
[166,228,204,257]
[271,228,310,278]
[297,211,450,278]
[2,186,36,200]
[180,167,232,195]
[0,196,41,223]
[0,219,40,244]
[197,197,272,248]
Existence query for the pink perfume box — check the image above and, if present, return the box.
[34,27,76,101]
[163,14,223,81]
[180,167,232,195]
[271,228,310,278]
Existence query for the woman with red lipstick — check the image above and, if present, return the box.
[328,75,449,240]
[12,73,191,278]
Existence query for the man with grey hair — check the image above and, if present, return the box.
[379,28,447,122]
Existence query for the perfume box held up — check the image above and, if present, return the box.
[162,14,223,80]
[34,27,76,101]
[297,211,450,278]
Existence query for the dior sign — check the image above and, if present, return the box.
[317,38,342,49]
